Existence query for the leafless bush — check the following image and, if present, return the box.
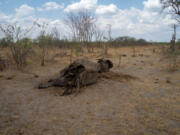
[160,45,180,71]
[160,0,180,23]
[94,28,104,46]
[65,10,96,53]
[11,38,33,68]
[103,24,112,56]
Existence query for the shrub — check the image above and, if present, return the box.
[0,23,34,69]
[0,38,9,48]
[160,44,180,71]
[10,38,33,68]
[36,34,53,66]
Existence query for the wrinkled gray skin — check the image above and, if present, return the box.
[38,58,113,96]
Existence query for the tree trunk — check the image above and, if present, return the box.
[170,39,175,52]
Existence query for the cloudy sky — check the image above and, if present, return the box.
[0,0,179,41]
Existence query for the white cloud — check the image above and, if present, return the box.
[64,0,97,12]
[96,4,118,15]
[143,0,161,11]
[0,13,11,23]
[95,0,177,41]
[37,8,43,12]
[43,2,64,10]
[63,0,175,41]
[15,4,35,17]
[0,0,179,41]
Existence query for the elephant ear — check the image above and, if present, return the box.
[76,64,86,73]
[106,60,113,69]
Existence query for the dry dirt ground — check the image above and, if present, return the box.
[0,45,180,135]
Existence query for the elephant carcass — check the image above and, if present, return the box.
[38,58,113,95]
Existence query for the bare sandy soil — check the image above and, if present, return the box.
[0,45,180,135]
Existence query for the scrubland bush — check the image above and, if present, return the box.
[36,33,53,66]
[177,39,180,48]
[0,38,9,48]
[10,38,33,68]
[0,23,34,69]
[160,44,180,71]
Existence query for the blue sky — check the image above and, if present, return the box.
[0,0,179,41]
[0,0,145,12]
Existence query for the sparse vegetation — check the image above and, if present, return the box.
[0,38,9,48]
[0,6,180,135]
[0,23,34,68]
[0,45,180,135]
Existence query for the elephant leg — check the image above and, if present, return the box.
[38,81,54,89]
[61,87,73,96]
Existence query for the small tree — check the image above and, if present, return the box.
[0,22,33,68]
[50,26,61,47]
[170,24,177,52]
[160,0,180,23]
[37,33,53,66]
[130,37,137,57]
[65,10,96,53]
[94,28,104,46]
[35,22,55,66]
[160,1,180,71]
[103,24,112,56]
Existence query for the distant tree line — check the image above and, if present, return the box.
[110,36,149,47]
[3,34,180,49]
[0,36,150,48]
